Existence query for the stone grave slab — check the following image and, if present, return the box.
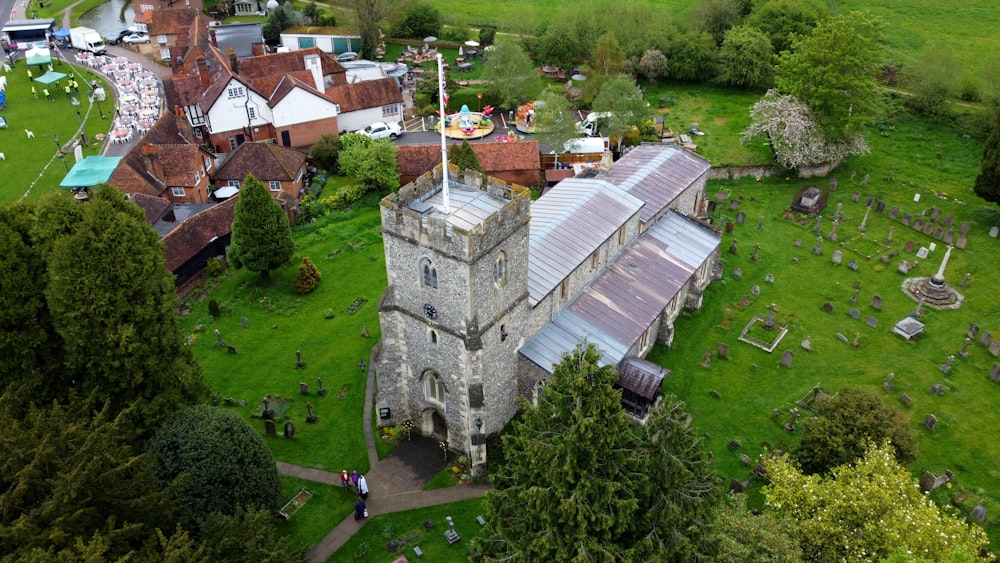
[889,206,899,220]
[901,393,912,406]
[876,200,886,213]
[913,218,925,231]
[990,363,1000,383]
[849,308,861,319]
[924,414,937,432]
[943,214,954,227]
[717,342,729,360]
[729,199,740,211]
[866,196,875,207]
[956,234,967,249]
[898,260,911,274]
[866,316,878,328]
[871,295,882,309]
[991,339,1000,358]
[852,191,861,202]
[916,247,929,259]
[960,222,971,235]
[901,213,912,226]
[765,273,775,283]
[822,302,834,313]
[832,250,843,265]
[848,260,859,271]
[933,225,944,239]
[969,323,980,339]
[991,226,999,238]
[980,330,993,347]
[904,240,915,253]
[736,212,746,224]
[930,208,941,222]
[943,228,954,244]
[780,350,793,368]
[732,268,742,280]
[751,285,761,296]
[923,222,935,236]
[725,222,734,234]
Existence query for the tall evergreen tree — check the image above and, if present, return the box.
[228,174,294,278]
[472,343,720,561]
[974,109,1000,205]
[448,140,483,174]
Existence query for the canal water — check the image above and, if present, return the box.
[78,0,136,38]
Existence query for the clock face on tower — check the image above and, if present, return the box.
[423,303,437,319]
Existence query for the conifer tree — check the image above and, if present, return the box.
[292,256,322,294]
[448,140,483,174]
[974,109,1000,205]
[228,174,294,278]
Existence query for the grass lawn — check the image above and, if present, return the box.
[1,57,117,202]
[180,193,388,475]
[277,475,357,553]
[332,498,485,563]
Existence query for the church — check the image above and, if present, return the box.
[375,143,722,471]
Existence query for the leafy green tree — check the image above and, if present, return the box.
[355,0,388,60]
[262,3,292,45]
[905,41,959,115]
[481,41,539,110]
[195,507,305,562]
[706,493,803,561]
[717,25,774,89]
[533,91,579,163]
[338,133,401,193]
[746,0,826,54]
[309,133,342,174]
[764,442,990,562]
[775,11,885,140]
[394,2,441,39]
[593,74,652,152]
[302,1,318,23]
[478,25,496,46]
[795,386,916,475]
[637,48,669,84]
[472,343,719,560]
[669,30,719,82]
[974,109,1000,205]
[592,32,625,77]
[695,0,743,45]
[532,19,586,70]
[148,405,282,517]
[448,140,483,173]
[228,175,294,278]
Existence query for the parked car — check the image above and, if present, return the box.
[122,32,150,45]
[335,51,358,62]
[106,29,132,45]
[359,121,403,141]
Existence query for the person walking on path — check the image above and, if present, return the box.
[358,475,369,500]
[350,469,359,491]
[340,469,350,491]
[354,496,367,521]
[32,86,37,100]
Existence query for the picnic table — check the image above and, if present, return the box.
[456,62,473,72]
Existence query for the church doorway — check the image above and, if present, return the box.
[421,408,449,441]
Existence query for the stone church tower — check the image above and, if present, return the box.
[376,165,531,467]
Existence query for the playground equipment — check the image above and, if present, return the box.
[437,104,495,140]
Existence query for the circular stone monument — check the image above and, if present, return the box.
[901,245,964,310]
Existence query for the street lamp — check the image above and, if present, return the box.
[53,134,60,151]
[76,111,89,146]
[58,153,68,171]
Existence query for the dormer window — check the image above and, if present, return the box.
[227,86,244,98]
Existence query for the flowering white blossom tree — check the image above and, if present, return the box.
[742,90,869,169]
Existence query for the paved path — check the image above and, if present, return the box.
[277,353,491,562]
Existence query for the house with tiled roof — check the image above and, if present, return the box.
[397,141,542,187]
[133,8,211,62]
[212,141,307,200]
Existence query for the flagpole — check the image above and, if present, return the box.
[437,54,450,213]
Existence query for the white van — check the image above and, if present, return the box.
[575,112,612,137]
[564,137,610,153]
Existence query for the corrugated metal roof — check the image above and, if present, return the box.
[528,178,644,304]
[599,144,710,224]
[520,211,720,373]
[408,183,507,231]
[617,357,670,399]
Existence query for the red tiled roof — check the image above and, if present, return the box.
[397,141,541,178]
[162,195,237,271]
[150,8,201,36]
[325,77,402,112]
[109,114,212,195]
[237,47,345,79]
[129,192,172,224]
[213,142,307,182]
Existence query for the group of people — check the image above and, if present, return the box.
[340,469,371,520]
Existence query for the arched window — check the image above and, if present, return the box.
[494,251,506,285]
[422,370,446,405]
[420,258,437,288]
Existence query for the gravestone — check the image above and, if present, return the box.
[317,378,327,396]
[901,393,912,406]
[933,226,944,239]
[991,226,999,238]
[852,191,861,203]
[832,250,843,265]
[729,199,740,211]
[876,200,886,213]
[822,302,834,313]
[813,215,824,233]
[901,213,912,226]
[886,226,894,244]
[904,240,915,253]
[794,239,802,247]
[736,212,746,224]
[929,384,944,396]
[284,421,296,439]
[866,196,875,207]
[833,202,843,221]
[924,414,937,432]
[739,453,752,466]
[780,350,793,368]
[227,345,238,354]
[812,236,823,255]
[943,227,954,244]
[871,295,882,309]
[929,242,937,252]
[849,289,859,304]
[707,201,717,213]
[854,280,862,290]
[751,243,760,261]
[849,308,861,319]
[898,260,911,274]
[971,506,988,524]
[725,222,734,234]
[716,190,728,202]
[751,285,761,296]
[241,316,249,328]
[443,516,461,544]
[956,234,967,249]
[732,268,742,280]
[913,218,925,231]
[214,329,225,347]
[757,216,765,231]
[959,338,971,358]
[943,214,954,227]
[990,363,1000,383]
[923,222,934,236]
[765,273,775,283]
[866,316,878,328]
[940,355,955,374]
[916,247,929,259]
[265,419,277,437]
[717,342,729,360]
[829,178,838,191]
[836,332,849,343]
[889,206,899,220]
[990,340,1000,358]
[729,240,738,254]
[960,273,971,287]
[969,323,981,339]
[960,222,971,235]
[801,336,812,351]
[847,260,859,271]
[930,207,941,222]
[299,382,309,395]
[700,350,713,368]
[980,330,993,347]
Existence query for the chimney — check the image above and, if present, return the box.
[303,53,324,94]
[196,56,210,90]
[173,105,195,142]
[251,42,264,57]
[208,27,218,47]
[227,45,237,74]
[141,145,165,182]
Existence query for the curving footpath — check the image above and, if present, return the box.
[278,357,491,562]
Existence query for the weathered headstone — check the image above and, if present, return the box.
[717,342,729,360]
[306,403,318,423]
[888,206,899,220]
[812,236,823,255]
[833,202,843,221]
[980,330,993,347]
[828,219,840,241]
[989,363,1000,383]
[227,345,238,354]
[836,332,849,343]
[924,414,937,432]
[299,382,309,395]
[729,240,738,254]
[929,384,944,396]
[898,260,911,274]
[901,393,912,406]
[739,453,752,466]
[847,260,859,271]
[751,285,761,296]
[990,339,1000,358]
[794,238,802,247]
[960,273,971,287]
[933,226,944,240]
[725,222,734,234]
[943,214,954,227]
[969,323,981,339]
[929,242,937,252]
[923,222,934,236]
[823,302,834,313]
[883,380,894,392]
[960,222,971,235]
[284,421,296,439]
[751,243,760,261]
[265,419,277,436]
[958,338,971,358]
[901,213,912,226]
[871,295,882,309]
[729,199,740,211]
[852,191,861,203]
[990,226,999,238]
[886,226,894,244]
[916,247,929,259]
[736,212,746,224]
[317,378,327,396]
[956,234,967,249]
[757,216,765,231]
[780,350,793,368]
[904,240,915,253]
[829,178,838,191]
[832,250,843,265]
[699,349,713,368]
[913,218,925,232]
[765,273,775,283]
[801,336,812,351]
[732,267,742,279]
[943,227,954,244]
[241,316,249,328]
[866,196,875,207]
[876,200,886,214]
[849,289,859,304]
[970,506,988,524]
[940,355,955,374]
[813,215,824,233]
[296,350,304,369]
[215,329,225,347]
[930,208,941,222]
[866,316,878,328]
[849,308,861,319]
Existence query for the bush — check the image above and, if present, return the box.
[321,183,369,210]
[205,257,224,278]
[208,299,221,319]
[147,405,282,517]
[441,24,471,42]
[309,134,342,175]
[292,257,322,294]
[479,25,496,46]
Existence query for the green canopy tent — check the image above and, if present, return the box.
[35,71,67,85]
[59,156,123,189]
[25,46,52,66]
